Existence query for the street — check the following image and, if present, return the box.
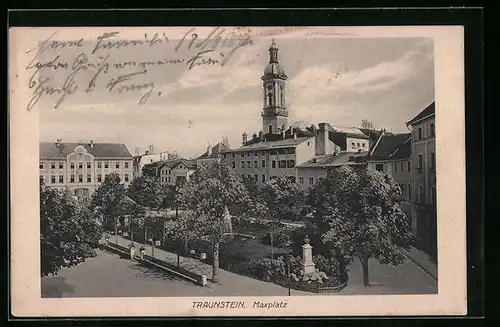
[41,248,437,297]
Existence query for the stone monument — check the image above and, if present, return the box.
[301,235,315,274]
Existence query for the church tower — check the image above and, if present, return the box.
[261,40,288,135]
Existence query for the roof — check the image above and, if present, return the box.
[406,102,435,126]
[230,136,313,152]
[369,133,411,160]
[40,142,132,159]
[143,161,165,169]
[297,152,368,168]
[198,142,232,159]
[173,159,197,170]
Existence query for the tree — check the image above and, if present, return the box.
[89,173,126,234]
[262,176,305,222]
[241,175,267,217]
[127,175,162,209]
[40,183,102,276]
[308,165,414,286]
[176,161,249,283]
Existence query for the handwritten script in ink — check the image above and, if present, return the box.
[25,27,254,111]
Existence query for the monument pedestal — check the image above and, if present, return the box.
[301,243,315,274]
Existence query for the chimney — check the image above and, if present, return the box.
[293,132,297,140]
[222,136,229,146]
[259,130,263,141]
[89,140,94,148]
[55,138,62,148]
[281,129,285,139]
[316,123,331,155]
[207,144,212,157]
[135,147,140,156]
[148,144,154,154]
[242,132,248,146]
[252,133,257,140]
[310,124,317,135]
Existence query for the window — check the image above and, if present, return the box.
[272,160,276,168]
[375,164,384,172]
[401,162,404,171]
[232,161,236,169]
[362,142,366,147]
[286,148,295,154]
[254,161,258,168]
[279,160,287,168]
[125,174,129,182]
[104,161,109,168]
[51,176,56,184]
[261,174,266,183]
[86,162,90,169]
[78,175,83,183]
[261,151,265,156]
[278,148,286,155]
[352,142,355,147]
[39,163,44,169]
[78,162,83,169]
[418,127,423,140]
[429,123,435,137]
[408,161,411,171]
[308,177,314,185]
[70,175,75,183]
[59,175,64,183]
[223,154,227,159]
[51,162,55,169]
[116,162,120,169]
[270,150,277,155]
[254,151,258,156]
[70,162,75,169]
[125,162,129,168]
[261,160,266,168]
[418,185,424,203]
[430,152,436,170]
[254,174,258,181]
[241,152,245,158]
[241,161,245,168]
[97,174,102,182]
[59,162,63,169]
[87,174,91,182]
[357,143,360,147]
[97,162,102,168]
[161,177,164,182]
[247,161,251,168]
[418,154,423,170]
[408,184,412,201]
[287,159,295,168]
[394,162,398,172]
[299,177,304,184]
[39,176,44,183]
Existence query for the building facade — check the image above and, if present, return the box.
[196,142,232,167]
[39,140,134,202]
[407,102,436,259]
[366,132,414,232]
[158,159,197,186]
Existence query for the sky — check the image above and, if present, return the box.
[37,27,435,159]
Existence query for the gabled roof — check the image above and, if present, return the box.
[40,142,132,159]
[198,142,232,159]
[369,133,411,160]
[173,159,197,170]
[406,102,435,126]
[297,152,368,168]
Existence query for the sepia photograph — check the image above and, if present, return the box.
[9,25,466,317]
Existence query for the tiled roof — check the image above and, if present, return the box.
[231,136,313,152]
[406,102,435,126]
[370,133,411,160]
[198,142,232,159]
[173,159,197,169]
[297,152,368,168]
[40,142,132,159]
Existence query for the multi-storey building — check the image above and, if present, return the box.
[367,132,414,231]
[406,102,436,258]
[132,145,177,179]
[39,140,133,202]
[221,40,381,189]
[196,142,231,167]
[158,159,197,186]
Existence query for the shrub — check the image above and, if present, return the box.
[313,255,340,278]
[247,257,285,281]
[261,228,292,248]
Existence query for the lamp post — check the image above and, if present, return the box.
[285,239,292,296]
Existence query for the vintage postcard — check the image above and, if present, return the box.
[9,25,466,317]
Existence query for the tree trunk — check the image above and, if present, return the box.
[360,256,370,286]
[175,205,179,219]
[184,238,188,255]
[270,232,274,259]
[212,241,220,283]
